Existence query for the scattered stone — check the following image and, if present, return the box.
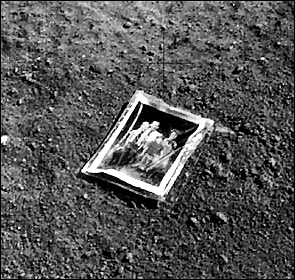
[17,98,24,105]
[269,157,276,167]
[83,193,89,200]
[9,87,18,95]
[123,22,132,29]
[232,65,244,75]
[220,254,229,264]
[24,73,34,82]
[139,45,146,52]
[189,217,199,227]
[196,187,205,201]
[107,69,114,74]
[117,266,124,274]
[1,135,9,146]
[45,58,52,66]
[89,65,103,74]
[124,252,134,263]
[226,151,233,162]
[147,51,154,56]
[285,185,294,194]
[287,226,294,234]
[250,167,259,176]
[29,142,38,151]
[215,211,228,224]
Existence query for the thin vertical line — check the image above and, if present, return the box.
[162,27,165,96]
[161,2,165,97]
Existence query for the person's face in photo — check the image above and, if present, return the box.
[141,122,149,130]
[169,131,178,140]
[151,121,160,130]
[156,136,163,144]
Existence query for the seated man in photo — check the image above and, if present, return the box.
[146,129,179,173]
[131,134,164,171]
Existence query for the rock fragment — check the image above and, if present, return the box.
[1,135,9,146]
[123,22,132,29]
[215,211,228,224]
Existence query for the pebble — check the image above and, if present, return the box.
[226,151,233,162]
[1,135,9,145]
[10,87,18,95]
[274,135,281,142]
[139,45,146,52]
[216,212,228,224]
[123,22,132,29]
[220,254,229,263]
[147,51,154,56]
[117,266,124,274]
[125,252,134,263]
[269,157,276,167]
[190,217,199,227]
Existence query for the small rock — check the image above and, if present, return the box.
[1,135,9,146]
[117,266,124,274]
[285,185,294,194]
[216,211,228,224]
[89,65,102,74]
[45,58,52,66]
[24,73,34,82]
[220,254,229,263]
[147,51,154,56]
[196,187,205,201]
[125,252,134,263]
[17,98,24,105]
[232,65,244,74]
[29,142,38,151]
[226,151,233,162]
[17,183,24,190]
[139,45,146,52]
[9,87,18,95]
[274,135,281,142]
[189,217,199,227]
[269,157,276,167]
[123,22,132,29]
[83,193,89,200]
[287,226,294,234]
[250,167,259,176]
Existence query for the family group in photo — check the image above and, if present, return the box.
[106,121,180,175]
